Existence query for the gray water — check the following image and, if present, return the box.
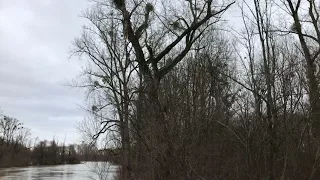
[0,162,117,180]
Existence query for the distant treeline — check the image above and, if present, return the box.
[0,139,80,168]
[0,113,115,168]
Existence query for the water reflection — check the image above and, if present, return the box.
[0,162,117,180]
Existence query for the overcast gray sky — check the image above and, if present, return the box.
[0,0,259,145]
[0,0,90,144]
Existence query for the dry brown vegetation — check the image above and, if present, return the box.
[74,0,320,179]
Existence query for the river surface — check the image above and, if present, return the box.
[0,162,117,180]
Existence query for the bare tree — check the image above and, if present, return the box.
[282,0,320,140]
[110,0,234,179]
[72,4,139,179]
[0,115,23,146]
[231,0,311,179]
[71,0,320,179]
[74,0,234,179]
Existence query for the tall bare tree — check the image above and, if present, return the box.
[284,0,320,140]
[110,0,234,179]
[72,5,138,179]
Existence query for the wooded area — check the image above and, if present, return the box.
[73,0,320,179]
[0,113,88,167]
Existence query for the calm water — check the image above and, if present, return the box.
[0,162,117,180]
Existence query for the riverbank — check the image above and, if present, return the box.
[0,156,81,169]
[0,139,80,168]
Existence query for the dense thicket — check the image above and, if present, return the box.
[74,0,320,179]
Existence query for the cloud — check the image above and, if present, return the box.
[0,0,90,144]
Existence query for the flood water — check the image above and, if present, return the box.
[0,162,117,180]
